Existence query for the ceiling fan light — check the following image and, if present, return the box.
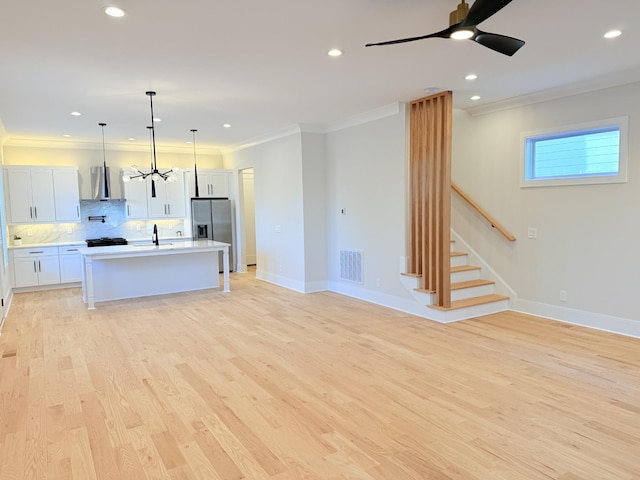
[451,29,474,40]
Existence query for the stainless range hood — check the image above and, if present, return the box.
[84,166,124,201]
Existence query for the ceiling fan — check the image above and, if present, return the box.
[365,0,525,56]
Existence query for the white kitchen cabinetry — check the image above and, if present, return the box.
[4,167,56,223]
[4,166,80,224]
[11,247,61,287]
[123,170,186,219]
[53,168,81,221]
[59,246,82,283]
[195,170,230,198]
[123,177,149,219]
[147,174,186,219]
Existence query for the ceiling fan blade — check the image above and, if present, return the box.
[472,30,525,56]
[366,25,454,47]
[462,0,514,27]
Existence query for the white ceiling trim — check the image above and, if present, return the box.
[466,67,640,116]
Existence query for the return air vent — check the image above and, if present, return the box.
[339,249,363,284]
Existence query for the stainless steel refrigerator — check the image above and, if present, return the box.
[191,198,234,272]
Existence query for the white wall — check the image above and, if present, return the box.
[301,132,328,292]
[452,81,640,329]
[325,104,414,308]
[225,133,308,291]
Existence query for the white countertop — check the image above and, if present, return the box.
[8,236,192,250]
[78,240,230,258]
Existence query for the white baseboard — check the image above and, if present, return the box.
[514,298,640,339]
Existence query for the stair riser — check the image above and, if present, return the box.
[451,284,495,301]
[451,269,480,283]
[450,255,468,268]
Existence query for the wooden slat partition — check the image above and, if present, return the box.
[409,91,452,308]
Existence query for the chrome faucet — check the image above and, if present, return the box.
[152,223,159,246]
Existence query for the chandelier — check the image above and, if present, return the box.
[122,91,179,197]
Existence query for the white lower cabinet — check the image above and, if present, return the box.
[11,247,61,287]
[59,246,82,283]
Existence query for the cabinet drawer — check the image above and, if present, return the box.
[59,246,82,255]
[12,246,59,258]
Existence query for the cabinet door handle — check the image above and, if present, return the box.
[167,204,171,215]
[127,205,131,216]
[33,260,37,273]
[67,249,78,252]
[34,206,37,218]
[38,260,42,272]
[30,206,33,219]
[76,205,80,218]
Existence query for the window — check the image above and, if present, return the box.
[521,117,628,187]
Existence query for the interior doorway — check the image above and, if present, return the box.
[240,168,256,268]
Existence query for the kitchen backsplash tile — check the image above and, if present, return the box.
[9,200,187,245]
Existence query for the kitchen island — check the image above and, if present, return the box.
[78,240,230,309]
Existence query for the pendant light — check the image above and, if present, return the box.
[122,91,179,197]
[99,122,110,198]
[191,129,200,198]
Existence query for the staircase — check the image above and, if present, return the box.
[399,239,509,323]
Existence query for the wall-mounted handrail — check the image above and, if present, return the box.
[451,183,516,242]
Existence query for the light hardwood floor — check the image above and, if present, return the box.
[1,271,639,479]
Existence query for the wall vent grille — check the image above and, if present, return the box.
[339,249,363,284]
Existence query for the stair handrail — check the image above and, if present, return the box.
[451,183,516,241]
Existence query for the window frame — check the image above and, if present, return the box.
[520,116,628,188]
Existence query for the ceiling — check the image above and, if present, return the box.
[1,0,639,153]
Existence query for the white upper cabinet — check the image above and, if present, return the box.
[122,176,149,219]
[148,173,186,218]
[53,168,81,222]
[191,170,230,198]
[3,166,78,223]
[122,169,186,219]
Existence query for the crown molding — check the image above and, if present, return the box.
[465,68,640,117]
[325,102,403,133]
[2,136,222,155]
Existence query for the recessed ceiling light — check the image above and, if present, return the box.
[465,74,478,81]
[70,111,82,116]
[153,117,161,122]
[327,49,343,57]
[451,29,474,40]
[104,6,125,17]
[470,95,481,101]
[604,29,622,39]
[223,124,231,128]
[63,134,72,138]
[127,138,136,141]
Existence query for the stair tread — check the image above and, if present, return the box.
[429,294,509,311]
[451,265,480,273]
[414,288,435,294]
[401,272,422,278]
[450,251,467,257]
[451,279,495,290]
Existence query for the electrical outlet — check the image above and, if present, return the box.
[375,278,381,287]
[275,225,281,233]
[136,224,141,231]
[527,227,537,239]
[559,290,567,302]
[27,229,33,236]
[67,226,73,234]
